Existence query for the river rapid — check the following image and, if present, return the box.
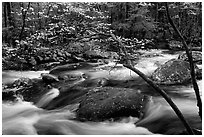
[2,49,202,135]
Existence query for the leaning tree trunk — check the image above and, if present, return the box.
[165,3,202,120]
[109,33,194,135]
[67,20,196,135]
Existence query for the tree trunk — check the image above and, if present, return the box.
[6,2,13,27]
[109,32,195,135]
[37,3,41,29]
[3,3,7,27]
[19,2,31,41]
[155,2,158,22]
[165,2,202,120]
[125,2,129,19]
[3,3,8,43]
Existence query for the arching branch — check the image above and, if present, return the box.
[109,32,194,135]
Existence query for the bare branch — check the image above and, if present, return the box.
[165,2,202,120]
[109,32,194,135]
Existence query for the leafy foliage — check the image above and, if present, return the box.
[2,2,202,70]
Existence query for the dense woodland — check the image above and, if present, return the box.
[2,2,202,135]
[2,2,202,70]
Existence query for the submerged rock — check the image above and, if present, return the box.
[77,87,149,121]
[16,79,52,103]
[12,77,33,88]
[49,63,94,75]
[79,78,109,87]
[151,59,200,85]
[2,78,51,103]
[2,89,18,101]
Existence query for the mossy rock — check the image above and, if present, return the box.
[151,59,200,85]
[77,87,149,121]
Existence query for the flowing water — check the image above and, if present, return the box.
[2,49,202,135]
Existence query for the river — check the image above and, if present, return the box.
[2,49,202,135]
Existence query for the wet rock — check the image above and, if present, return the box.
[178,51,202,65]
[151,59,200,85]
[49,63,94,75]
[41,73,59,83]
[58,73,84,82]
[84,50,109,60]
[12,77,33,88]
[79,78,109,87]
[2,90,17,101]
[16,78,51,103]
[77,87,149,121]
[2,78,50,103]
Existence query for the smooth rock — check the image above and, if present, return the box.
[41,73,59,83]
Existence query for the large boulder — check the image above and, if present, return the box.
[76,87,149,121]
[151,59,200,85]
[178,51,202,65]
